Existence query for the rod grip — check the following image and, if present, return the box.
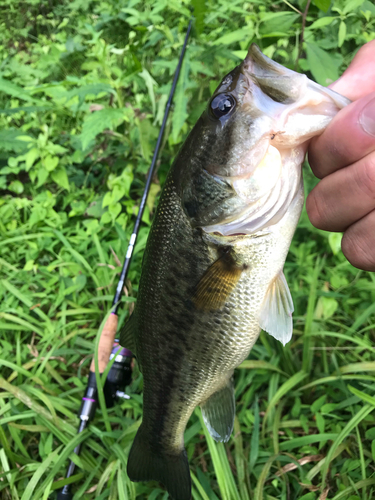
[90,313,118,373]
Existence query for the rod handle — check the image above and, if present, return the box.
[90,313,118,373]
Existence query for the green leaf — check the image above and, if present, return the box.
[212,27,253,46]
[279,433,339,451]
[64,83,115,106]
[313,0,331,12]
[36,167,49,188]
[192,0,206,34]
[343,0,365,14]
[172,55,190,142]
[232,50,248,60]
[79,108,127,150]
[330,479,375,500]
[238,359,284,374]
[0,105,51,115]
[47,144,67,155]
[338,21,347,47]
[0,78,37,103]
[1,279,32,308]
[321,405,374,486]
[74,274,87,293]
[362,0,375,14]
[86,198,106,218]
[23,260,34,271]
[197,409,241,500]
[8,180,24,194]
[305,42,340,85]
[68,200,86,217]
[264,371,308,425]
[340,362,375,374]
[71,149,85,163]
[254,455,278,500]
[348,386,375,406]
[102,191,113,208]
[20,447,61,500]
[51,167,70,191]
[136,118,158,161]
[328,232,343,255]
[44,155,59,172]
[317,296,338,319]
[0,130,32,152]
[351,302,375,331]
[108,202,121,219]
[139,69,157,116]
[249,398,259,470]
[309,16,337,29]
[316,413,325,433]
[25,148,40,171]
[259,12,299,35]
[146,183,160,213]
[311,396,327,414]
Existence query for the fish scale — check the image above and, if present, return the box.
[126,173,299,468]
[134,176,258,438]
[120,44,350,500]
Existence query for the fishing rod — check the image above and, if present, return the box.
[56,19,193,500]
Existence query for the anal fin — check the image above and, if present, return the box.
[119,313,137,356]
[200,377,235,443]
[193,254,242,311]
[259,270,294,346]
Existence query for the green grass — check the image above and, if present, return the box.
[1,0,375,499]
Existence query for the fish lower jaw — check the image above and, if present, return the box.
[201,227,272,245]
[201,198,292,237]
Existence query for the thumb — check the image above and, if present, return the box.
[329,40,375,101]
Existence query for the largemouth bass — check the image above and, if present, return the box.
[120,44,349,500]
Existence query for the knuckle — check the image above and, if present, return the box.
[328,134,350,166]
[308,126,350,179]
[308,149,324,180]
[356,40,375,63]
[356,154,375,200]
[341,228,375,271]
[306,190,327,230]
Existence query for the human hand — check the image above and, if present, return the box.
[306,40,375,271]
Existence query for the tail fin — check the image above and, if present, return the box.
[127,424,191,500]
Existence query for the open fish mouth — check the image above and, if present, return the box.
[200,44,351,237]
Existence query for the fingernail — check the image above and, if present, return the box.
[360,96,375,137]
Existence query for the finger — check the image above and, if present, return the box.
[342,210,375,271]
[308,92,375,179]
[330,40,375,101]
[306,149,375,232]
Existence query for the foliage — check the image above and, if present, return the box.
[0,0,375,499]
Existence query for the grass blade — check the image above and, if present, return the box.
[321,404,374,487]
[263,371,307,427]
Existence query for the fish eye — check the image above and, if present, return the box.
[210,94,236,118]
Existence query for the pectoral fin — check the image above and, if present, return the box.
[200,377,235,443]
[259,270,294,346]
[193,255,242,311]
[119,313,137,356]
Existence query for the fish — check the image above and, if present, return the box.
[120,44,350,500]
